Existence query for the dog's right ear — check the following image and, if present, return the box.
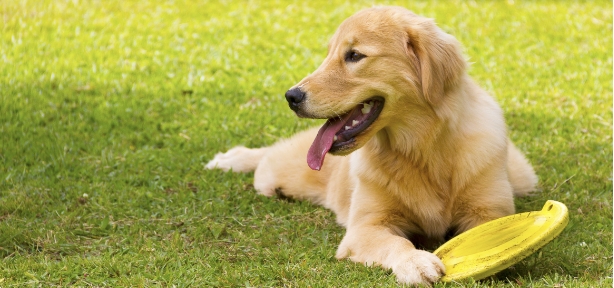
[405,17,466,106]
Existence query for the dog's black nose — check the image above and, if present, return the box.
[285,87,305,111]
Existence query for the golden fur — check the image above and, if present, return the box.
[206,6,537,285]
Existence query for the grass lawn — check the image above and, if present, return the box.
[1,0,612,286]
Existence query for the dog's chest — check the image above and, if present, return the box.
[380,162,453,239]
[398,180,451,239]
[351,150,454,239]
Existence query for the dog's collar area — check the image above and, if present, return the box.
[307,97,384,171]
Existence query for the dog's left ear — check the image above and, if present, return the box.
[406,18,466,105]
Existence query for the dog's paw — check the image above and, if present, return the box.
[335,236,444,286]
[205,146,249,172]
[205,146,264,173]
[390,250,445,286]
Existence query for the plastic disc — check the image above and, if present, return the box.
[434,200,569,281]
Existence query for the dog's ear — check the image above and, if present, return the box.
[406,18,466,105]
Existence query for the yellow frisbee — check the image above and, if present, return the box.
[434,200,569,282]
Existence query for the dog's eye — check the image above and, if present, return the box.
[345,50,366,63]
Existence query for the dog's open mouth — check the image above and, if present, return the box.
[307,97,384,171]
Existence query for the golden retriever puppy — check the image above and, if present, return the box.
[206,6,537,285]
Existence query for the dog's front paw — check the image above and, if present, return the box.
[336,234,445,286]
[392,250,445,286]
[391,250,445,286]
[205,146,264,173]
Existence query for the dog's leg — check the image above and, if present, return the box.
[206,128,332,202]
[252,128,333,201]
[335,187,445,285]
[336,215,445,285]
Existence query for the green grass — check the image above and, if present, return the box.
[0,0,611,286]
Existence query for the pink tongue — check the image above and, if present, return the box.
[307,113,353,171]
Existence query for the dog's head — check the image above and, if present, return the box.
[285,6,466,170]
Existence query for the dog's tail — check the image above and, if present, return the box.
[507,141,539,197]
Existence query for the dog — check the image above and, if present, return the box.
[206,6,538,285]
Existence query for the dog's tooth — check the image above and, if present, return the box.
[334,135,338,141]
[361,103,372,114]
[352,120,359,127]
[345,126,351,130]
